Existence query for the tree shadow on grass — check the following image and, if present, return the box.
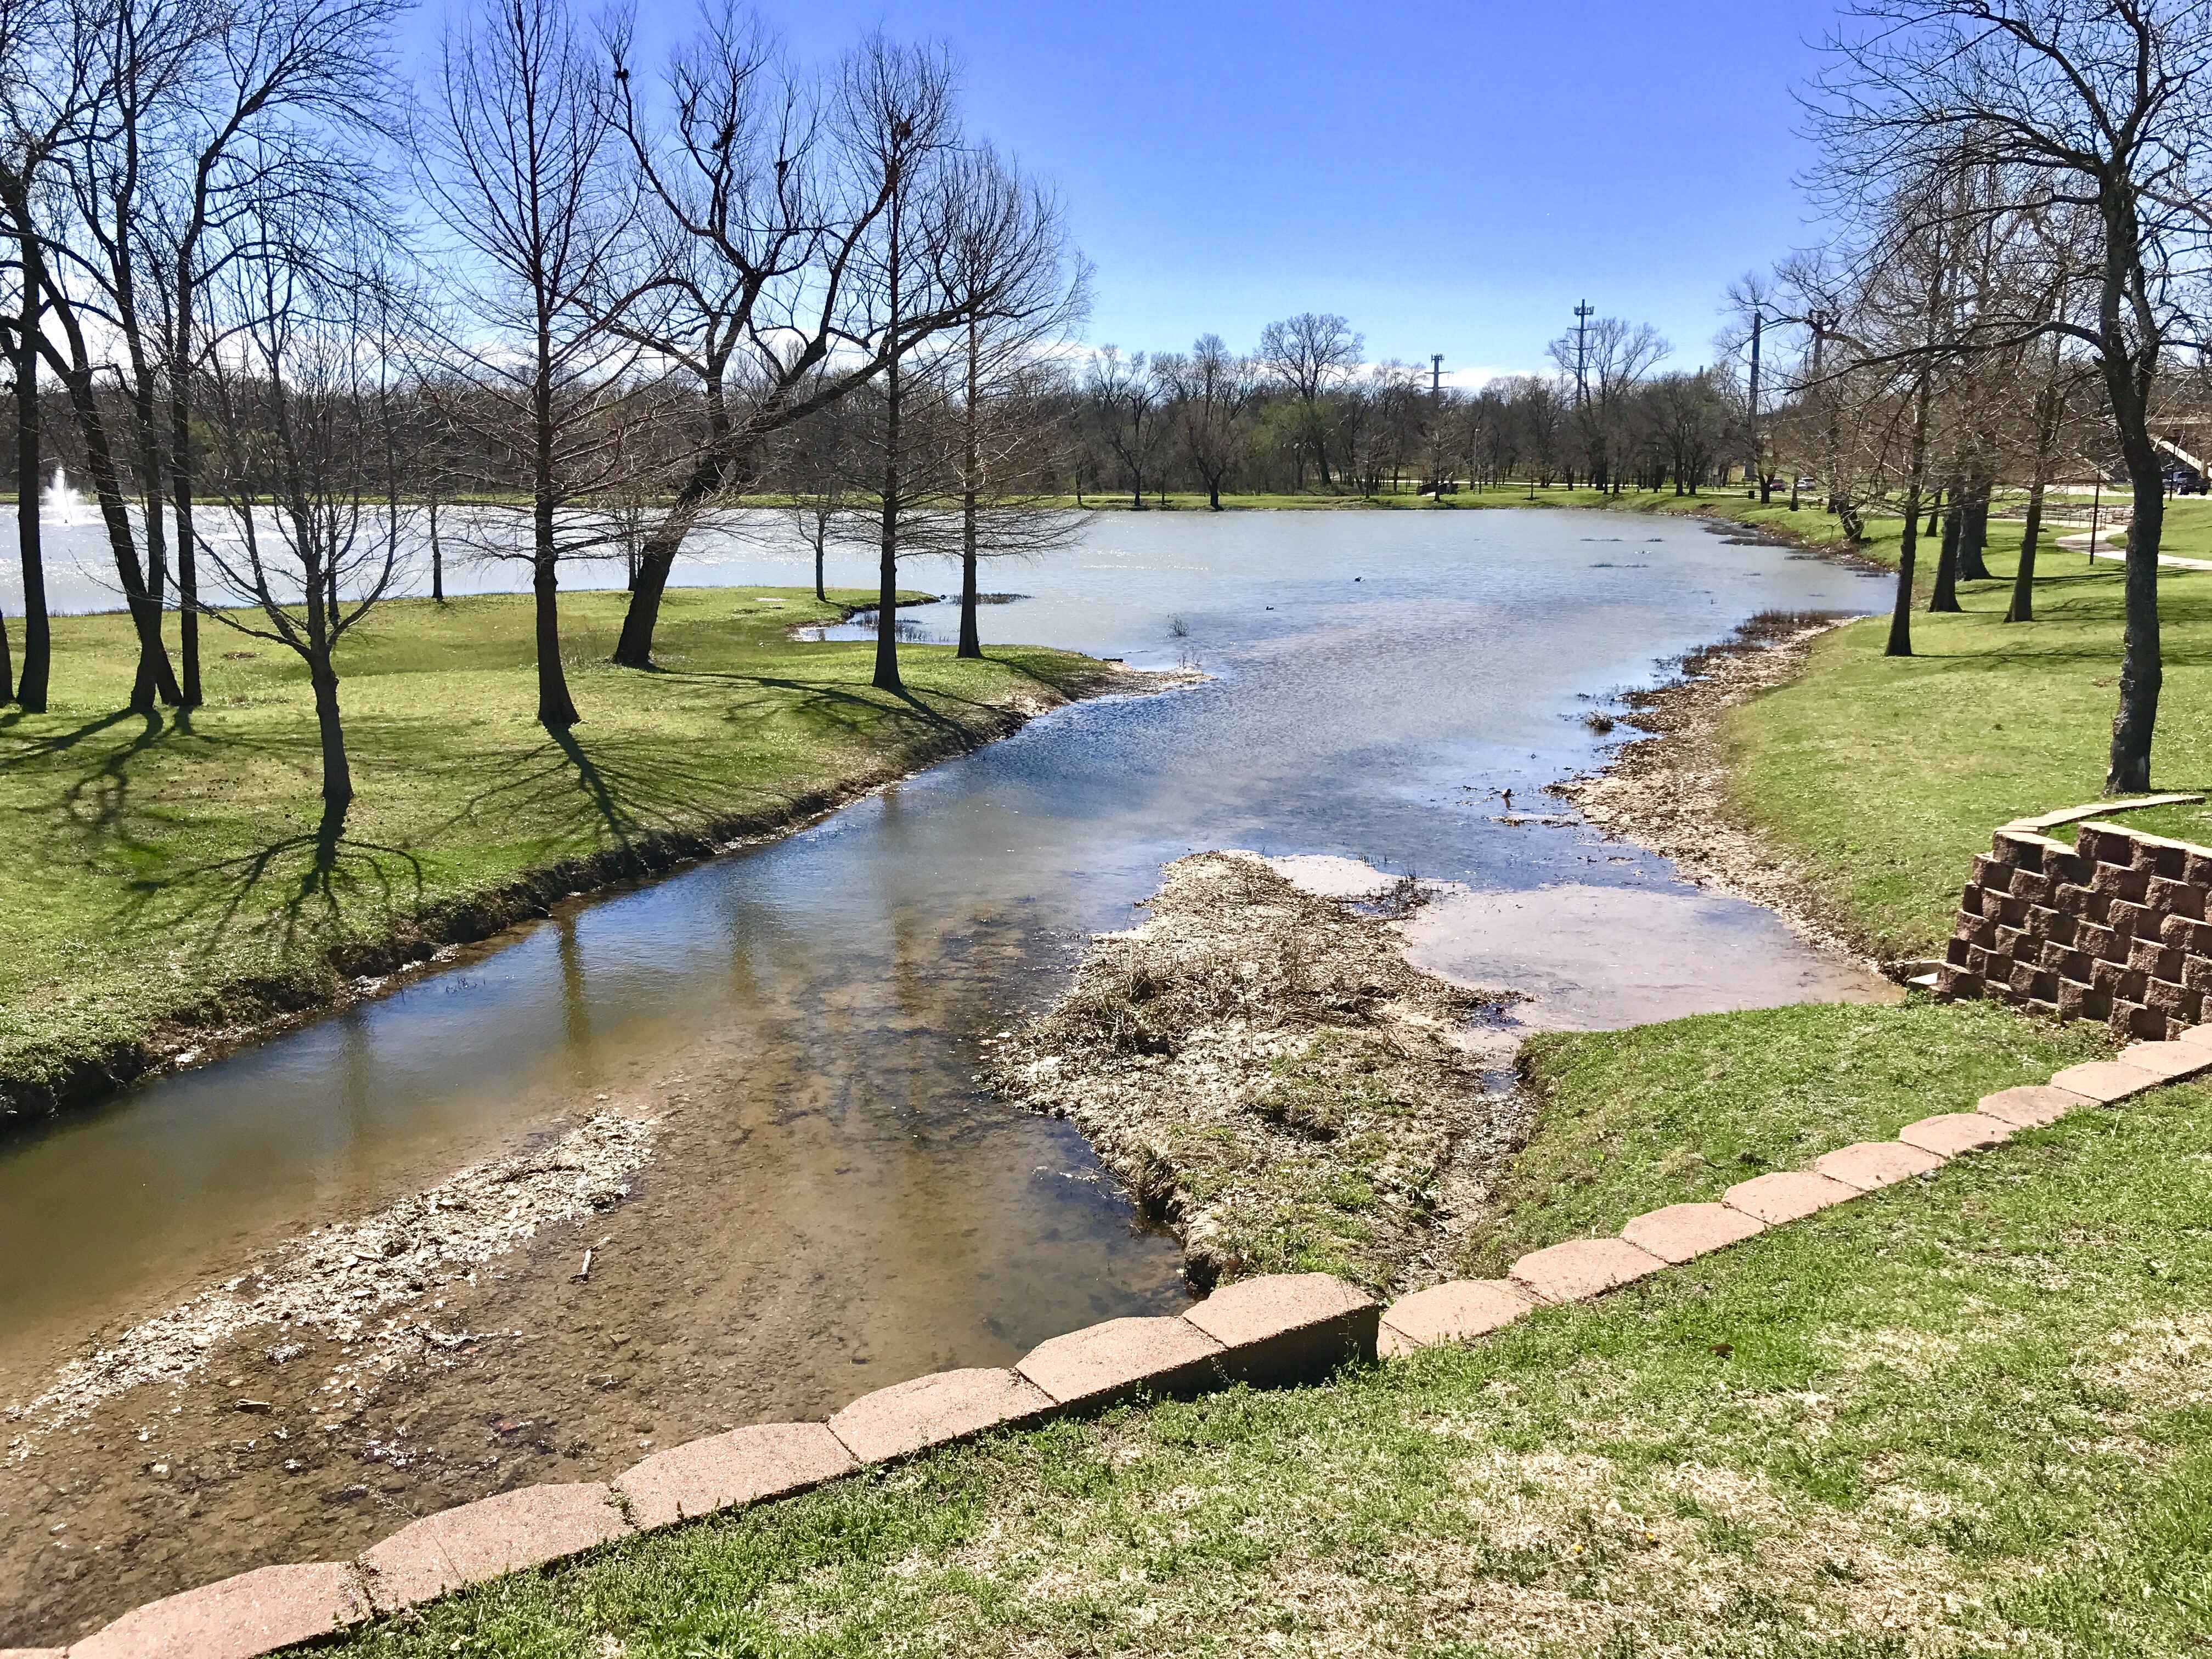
[112,795,429,967]
[427,723,759,856]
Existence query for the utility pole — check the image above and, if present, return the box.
[1572,301,1593,408]
[1429,353,1445,496]
[1746,310,1766,502]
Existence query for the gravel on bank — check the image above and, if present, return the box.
[1554,611,1891,969]
[986,851,1523,1297]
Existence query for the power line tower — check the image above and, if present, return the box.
[1572,301,1594,407]
[1430,353,1443,396]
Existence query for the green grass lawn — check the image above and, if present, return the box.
[322,1001,2212,1659]
[0,587,1115,1110]
[1719,543,2212,960]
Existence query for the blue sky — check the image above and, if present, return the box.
[419,0,1854,383]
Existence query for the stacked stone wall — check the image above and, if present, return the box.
[1937,817,2212,1039]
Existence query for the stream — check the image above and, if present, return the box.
[0,507,1897,1643]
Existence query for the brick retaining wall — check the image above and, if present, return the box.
[1935,811,2212,1039]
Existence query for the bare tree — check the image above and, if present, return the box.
[600,16,1012,672]
[1259,311,1360,489]
[1164,333,1255,510]
[194,256,406,826]
[1814,0,2212,789]
[927,146,1085,657]
[423,0,650,727]
[1085,345,1161,507]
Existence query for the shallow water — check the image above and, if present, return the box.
[0,507,1895,1641]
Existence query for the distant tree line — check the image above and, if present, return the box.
[1045,314,1752,506]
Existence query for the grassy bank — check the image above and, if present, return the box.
[1717,537,2212,959]
[0,586,1125,1121]
[323,1000,2212,1659]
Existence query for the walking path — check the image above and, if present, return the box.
[2052,528,2212,571]
[39,1022,2212,1659]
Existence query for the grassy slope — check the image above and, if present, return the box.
[332,1018,2212,1658]
[1713,523,2212,959]
[0,587,1110,1100]
[293,496,2212,1653]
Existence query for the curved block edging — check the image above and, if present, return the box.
[55,1047,2212,1654]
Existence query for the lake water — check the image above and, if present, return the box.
[0,505,1895,1643]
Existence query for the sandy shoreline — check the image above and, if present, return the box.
[1553,610,1898,973]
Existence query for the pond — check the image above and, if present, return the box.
[0,506,1895,1644]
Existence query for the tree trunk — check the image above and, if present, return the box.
[12,240,46,710]
[1886,373,1933,658]
[613,450,724,668]
[534,534,578,726]
[1957,484,1991,582]
[1929,494,1963,613]
[872,181,904,697]
[2007,481,2044,624]
[2106,460,2163,793]
[168,312,201,708]
[49,353,179,707]
[430,493,445,602]
[958,323,981,660]
[814,522,827,603]
[1887,483,1921,657]
[311,653,352,809]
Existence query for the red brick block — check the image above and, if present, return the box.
[1968,944,2002,978]
[2038,907,2078,945]
[2011,869,2055,905]
[2040,943,2091,980]
[2111,900,2159,938]
[2058,981,2113,1023]
[2049,1058,2166,1104]
[829,1370,1054,1465]
[1971,854,2011,891]
[2165,918,2212,955]
[1995,828,2060,868]
[1812,1140,1948,1191]
[2149,878,2206,919]
[1620,1202,1767,1265]
[1508,1237,1667,1303]
[2009,962,2057,1001]
[2090,960,2147,999]
[2186,958,2212,994]
[1722,1171,1859,1224]
[72,1563,369,1659]
[1935,965,1985,1000]
[1378,1280,1541,1355]
[2083,825,2136,865]
[1977,1085,2088,1127]
[362,1485,629,1612]
[1944,935,1972,967]
[2187,850,2212,885]
[1898,1113,2015,1157]
[2119,1002,2172,1041]
[2129,939,2182,979]
[617,1423,854,1531]
[2135,838,2188,878]
[1015,1316,1226,1409]
[1994,923,2031,957]
[1996,893,2034,925]
[2147,980,2203,1023]
[1181,1272,1380,1385]
[2076,919,2119,960]
[2094,864,2151,902]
